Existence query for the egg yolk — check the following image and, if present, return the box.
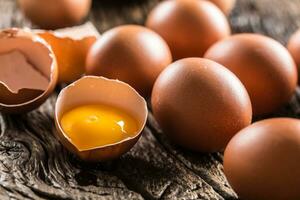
[60,104,138,151]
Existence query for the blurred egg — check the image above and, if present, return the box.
[0,28,58,114]
[208,0,236,15]
[37,22,100,83]
[55,76,148,162]
[205,34,298,116]
[146,0,230,60]
[224,118,300,200]
[287,29,300,81]
[151,58,252,152]
[18,0,91,29]
[86,25,172,97]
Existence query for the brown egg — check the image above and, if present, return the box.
[86,25,172,97]
[151,58,252,152]
[208,0,236,15]
[0,28,58,114]
[146,0,230,60]
[224,118,300,200]
[18,0,91,29]
[287,29,300,81]
[37,22,100,83]
[55,76,148,162]
[205,34,298,116]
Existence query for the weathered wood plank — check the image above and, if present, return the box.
[0,0,300,199]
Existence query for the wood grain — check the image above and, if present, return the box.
[0,0,300,199]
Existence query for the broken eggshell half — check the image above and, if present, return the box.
[54,76,148,162]
[36,22,100,83]
[0,28,58,114]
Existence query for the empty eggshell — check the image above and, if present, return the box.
[18,0,92,29]
[287,29,300,81]
[55,76,148,162]
[205,33,298,116]
[86,25,172,97]
[0,28,58,114]
[37,22,100,83]
[224,118,300,200]
[146,0,230,60]
[151,58,252,152]
[208,0,236,15]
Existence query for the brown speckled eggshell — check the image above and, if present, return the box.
[205,34,298,116]
[151,58,252,152]
[287,29,300,81]
[86,25,172,97]
[224,118,300,200]
[146,0,230,60]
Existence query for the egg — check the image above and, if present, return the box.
[208,0,236,15]
[86,25,172,97]
[205,34,298,116]
[37,22,100,83]
[18,0,91,29]
[224,118,300,200]
[55,76,148,162]
[0,28,58,114]
[287,29,300,81]
[146,0,230,60]
[151,58,252,152]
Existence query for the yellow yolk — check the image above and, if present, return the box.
[60,104,139,151]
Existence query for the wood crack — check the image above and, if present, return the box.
[146,119,232,200]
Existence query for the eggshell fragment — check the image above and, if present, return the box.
[18,0,92,29]
[208,0,236,15]
[224,118,300,200]
[55,76,148,162]
[205,34,298,116]
[287,29,300,81]
[151,58,252,152]
[37,22,100,83]
[146,0,230,60]
[86,25,172,97]
[0,28,58,114]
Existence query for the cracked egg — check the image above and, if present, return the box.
[37,22,100,83]
[55,76,148,162]
[0,28,58,114]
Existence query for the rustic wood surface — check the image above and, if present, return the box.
[0,0,300,199]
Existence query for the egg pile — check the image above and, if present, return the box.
[1,0,300,199]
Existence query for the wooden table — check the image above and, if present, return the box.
[0,0,300,199]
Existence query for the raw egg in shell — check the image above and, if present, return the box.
[146,0,231,60]
[18,0,92,29]
[205,33,298,116]
[86,25,172,97]
[151,58,252,152]
[224,118,300,200]
[55,76,148,162]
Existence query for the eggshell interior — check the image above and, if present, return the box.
[55,76,148,149]
[0,50,49,93]
[52,22,100,39]
[0,29,56,106]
